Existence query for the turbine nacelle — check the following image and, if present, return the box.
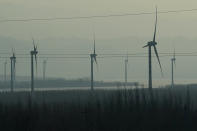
[125,59,128,63]
[32,38,38,55]
[91,53,97,58]
[143,41,157,48]
[149,41,157,46]
[11,49,16,60]
[12,56,16,60]
[31,50,38,55]
[90,53,97,65]
[171,58,176,61]
[31,47,38,55]
[10,52,16,61]
[91,34,98,65]
[172,49,176,65]
[171,57,176,67]
[34,46,38,52]
[31,45,38,66]
[13,53,16,57]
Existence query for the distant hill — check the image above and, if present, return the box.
[0,77,139,88]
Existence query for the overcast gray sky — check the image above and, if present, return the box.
[0,0,197,86]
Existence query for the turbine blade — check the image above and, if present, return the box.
[12,48,14,54]
[34,45,37,51]
[94,56,99,71]
[32,38,35,46]
[12,48,15,59]
[174,48,176,67]
[153,7,157,42]
[126,52,128,62]
[94,56,97,65]
[32,38,35,44]
[93,33,96,54]
[32,38,38,52]
[174,58,176,67]
[143,44,149,48]
[153,45,163,76]
[93,32,98,70]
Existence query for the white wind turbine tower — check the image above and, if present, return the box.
[10,50,16,92]
[171,49,176,88]
[30,38,38,93]
[4,60,7,82]
[90,33,98,91]
[43,59,47,80]
[124,52,128,87]
[143,7,163,90]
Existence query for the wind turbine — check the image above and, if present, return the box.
[90,33,97,91]
[124,53,128,87]
[30,38,38,93]
[4,60,7,82]
[10,50,16,92]
[171,49,176,88]
[143,7,163,90]
[43,59,47,80]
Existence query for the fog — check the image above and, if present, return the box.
[0,0,197,86]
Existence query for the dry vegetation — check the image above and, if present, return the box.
[0,87,197,131]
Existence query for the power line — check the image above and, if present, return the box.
[1,50,197,59]
[0,54,197,59]
[1,52,197,56]
[0,8,197,23]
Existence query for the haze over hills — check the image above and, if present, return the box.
[0,35,197,87]
[0,0,197,87]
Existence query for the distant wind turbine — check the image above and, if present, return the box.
[171,49,176,88]
[90,33,98,91]
[30,38,38,93]
[10,50,16,92]
[124,53,128,87]
[4,60,7,82]
[143,7,163,90]
[43,59,47,80]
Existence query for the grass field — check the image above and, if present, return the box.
[0,87,197,131]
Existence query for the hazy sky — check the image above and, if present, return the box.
[0,0,197,86]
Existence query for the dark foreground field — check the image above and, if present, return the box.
[0,87,197,131]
